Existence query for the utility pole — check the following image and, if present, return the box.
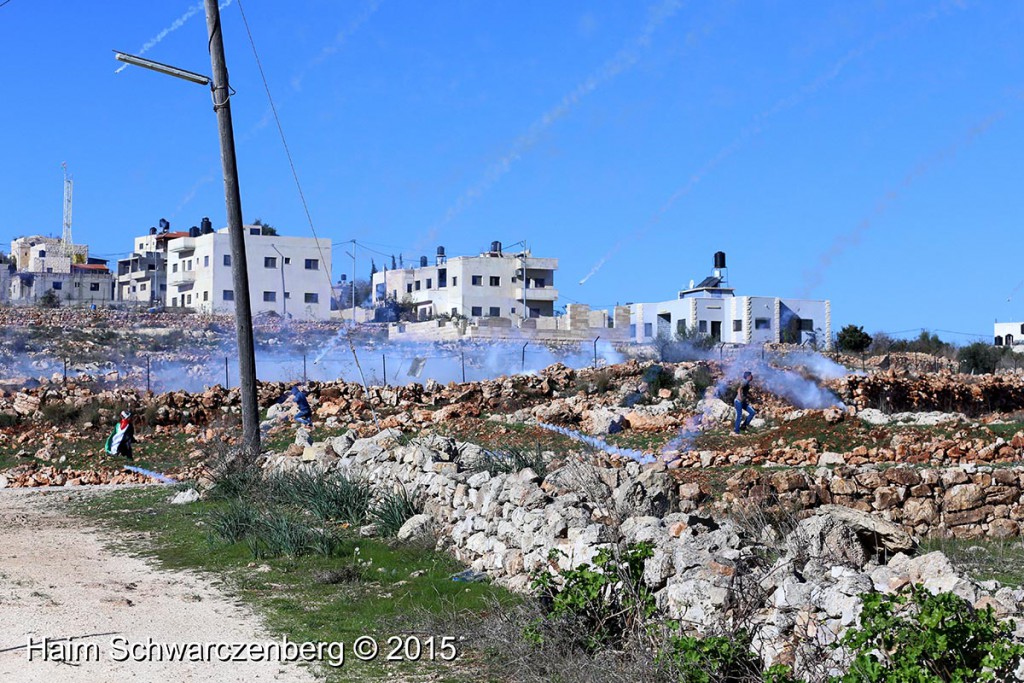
[205,0,260,458]
[351,240,356,324]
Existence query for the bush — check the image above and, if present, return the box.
[37,290,60,309]
[835,584,1024,683]
[205,449,263,501]
[643,364,675,394]
[959,342,1005,375]
[837,325,872,354]
[662,626,795,683]
[471,444,548,476]
[370,487,420,537]
[531,542,656,651]
[40,401,81,423]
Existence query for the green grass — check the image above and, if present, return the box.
[74,487,515,681]
[919,536,1024,587]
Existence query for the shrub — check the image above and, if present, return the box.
[531,542,656,651]
[209,498,261,543]
[837,325,872,354]
[661,626,796,683]
[471,444,548,476]
[370,487,420,537]
[835,584,1024,683]
[643,364,675,394]
[205,448,263,501]
[37,290,60,309]
[40,401,81,423]
[958,342,1005,375]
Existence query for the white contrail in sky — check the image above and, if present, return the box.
[578,0,968,285]
[115,0,234,74]
[290,0,383,93]
[421,0,685,246]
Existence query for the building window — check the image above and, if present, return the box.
[644,323,653,337]
[489,307,500,317]
[490,276,500,286]
[148,264,155,270]
[160,284,166,291]
[406,284,413,294]
[140,283,147,291]
[223,290,234,301]
[676,320,686,336]
[426,278,432,289]
[204,255,210,267]
[264,256,277,268]
[414,281,421,291]
[284,257,290,265]
[263,291,276,302]
[800,319,814,331]
[203,291,209,302]
[304,259,318,270]
[733,320,742,332]
[250,227,260,235]
[755,318,771,330]
[172,263,178,273]
[90,283,100,291]
[52,282,62,290]
[451,308,458,316]
[74,282,81,288]
[452,276,458,286]
[534,278,546,288]
[471,275,482,286]
[698,320,707,333]
[304,293,318,304]
[438,269,447,288]
[186,294,192,305]
[223,254,231,266]
[471,306,482,316]
[172,297,177,307]
[284,292,290,299]
[630,324,637,337]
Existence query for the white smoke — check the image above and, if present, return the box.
[422,0,684,246]
[115,0,234,74]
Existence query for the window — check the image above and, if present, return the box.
[698,320,708,333]
[140,283,147,291]
[264,256,277,268]
[160,284,166,291]
[250,227,260,235]
[451,308,457,316]
[39,249,46,258]
[406,284,413,294]
[172,297,177,307]
[452,276,458,286]
[800,319,814,331]
[471,306,482,316]
[676,320,686,336]
[471,275,482,286]
[630,324,637,337]
[438,269,447,288]
[284,257,290,265]
[755,318,771,330]
[223,290,234,301]
[186,294,192,305]
[203,291,209,302]
[90,282,100,292]
[304,259,318,270]
[52,282,62,290]
[511,307,516,314]
[426,278,432,289]
[414,281,421,291]
[644,323,653,337]
[490,276,500,286]
[223,255,231,266]
[74,282,80,288]
[284,292,290,299]
[204,255,209,267]
[172,263,178,273]
[733,320,743,332]
[148,264,155,270]
[263,291,276,302]
[304,293,319,304]
[489,307,501,317]
[534,278,546,288]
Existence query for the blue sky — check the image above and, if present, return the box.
[1,0,1022,342]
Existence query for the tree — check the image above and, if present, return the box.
[837,325,873,353]
[369,260,378,280]
[958,342,1005,374]
[390,255,397,270]
[38,290,60,309]
[251,218,277,236]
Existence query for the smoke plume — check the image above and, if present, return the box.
[114,1,234,74]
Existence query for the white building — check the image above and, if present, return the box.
[164,224,333,320]
[370,241,558,322]
[8,235,114,306]
[628,252,832,348]
[116,218,190,305]
[994,322,1024,351]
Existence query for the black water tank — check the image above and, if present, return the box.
[340,274,347,282]
[491,240,502,254]
[419,256,428,267]
[201,217,212,233]
[149,227,157,235]
[714,251,726,269]
[437,246,445,257]
[189,226,200,238]
[159,218,170,231]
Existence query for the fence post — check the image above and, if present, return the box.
[63,358,67,384]
[303,353,307,384]
[461,349,466,383]
[146,356,151,394]
[382,354,387,387]
[522,342,528,372]
[593,336,600,368]
[225,357,229,387]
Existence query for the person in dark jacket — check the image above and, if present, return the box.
[105,410,136,460]
[733,371,756,434]
[277,386,312,425]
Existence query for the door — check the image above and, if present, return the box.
[710,320,722,341]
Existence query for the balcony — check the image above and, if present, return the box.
[167,237,195,253]
[514,286,558,302]
[167,269,196,286]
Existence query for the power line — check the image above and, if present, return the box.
[234,0,334,294]
[0,0,14,8]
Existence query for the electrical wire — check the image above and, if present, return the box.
[234,0,335,295]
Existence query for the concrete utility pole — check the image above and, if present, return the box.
[204,0,260,458]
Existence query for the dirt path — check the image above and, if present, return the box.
[0,487,318,683]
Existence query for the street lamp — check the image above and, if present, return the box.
[113,0,261,458]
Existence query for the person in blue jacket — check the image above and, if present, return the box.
[277,386,312,425]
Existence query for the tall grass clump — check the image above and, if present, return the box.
[471,444,549,476]
[371,487,421,537]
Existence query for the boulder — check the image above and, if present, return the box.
[788,505,915,568]
[397,514,434,542]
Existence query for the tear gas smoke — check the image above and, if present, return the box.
[422,0,683,246]
[799,108,1006,297]
[579,0,969,286]
[114,1,234,75]
[538,422,656,464]
[288,0,383,94]
[124,465,177,484]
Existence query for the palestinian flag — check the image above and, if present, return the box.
[105,418,131,455]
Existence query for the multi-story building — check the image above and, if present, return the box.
[8,235,114,306]
[371,241,559,321]
[994,322,1024,351]
[628,252,832,348]
[164,224,333,320]
[116,218,189,304]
